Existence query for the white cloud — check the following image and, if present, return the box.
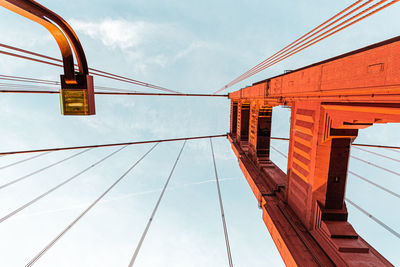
[70,19,160,50]
[69,18,210,73]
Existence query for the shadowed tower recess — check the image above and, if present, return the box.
[228,36,400,266]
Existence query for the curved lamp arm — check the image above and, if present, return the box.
[0,0,95,115]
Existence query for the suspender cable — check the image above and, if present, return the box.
[0,74,227,96]
[0,149,91,191]
[346,198,400,239]
[0,83,58,91]
[348,171,400,199]
[353,146,400,163]
[0,44,181,94]
[128,140,187,267]
[351,155,400,176]
[352,143,400,150]
[0,151,52,170]
[0,89,228,97]
[0,50,63,68]
[0,75,59,85]
[214,0,399,94]
[0,134,227,156]
[210,138,234,267]
[271,145,400,199]
[270,146,287,159]
[25,143,159,267]
[270,136,400,150]
[0,146,127,224]
[272,142,399,176]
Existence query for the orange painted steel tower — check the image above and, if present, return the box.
[228,36,400,266]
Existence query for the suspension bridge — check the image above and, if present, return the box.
[0,0,399,266]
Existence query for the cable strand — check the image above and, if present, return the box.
[0,146,127,224]
[210,138,234,267]
[0,149,91,191]
[25,143,159,267]
[128,140,187,267]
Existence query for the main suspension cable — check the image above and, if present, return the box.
[0,134,227,156]
[0,146,127,224]
[25,143,159,267]
[228,0,383,87]
[221,0,367,90]
[128,140,186,267]
[0,149,91,191]
[346,198,400,239]
[214,0,399,94]
[210,138,234,267]
[239,0,398,85]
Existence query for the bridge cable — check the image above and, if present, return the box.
[214,0,399,94]
[0,76,228,97]
[0,44,179,93]
[0,146,127,224]
[223,0,383,88]
[219,0,367,91]
[270,146,287,159]
[210,138,234,267]
[348,171,400,199]
[244,0,399,80]
[270,136,400,150]
[271,141,400,175]
[0,88,228,97]
[0,76,155,94]
[0,149,91,191]
[0,74,59,85]
[25,142,159,267]
[270,145,400,199]
[0,83,58,91]
[0,44,181,94]
[0,134,227,156]
[345,198,400,239]
[351,155,400,176]
[128,140,186,267]
[353,146,400,163]
[0,151,52,171]
[216,0,397,93]
[271,145,400,238]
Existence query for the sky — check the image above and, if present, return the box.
[0,0,399,266]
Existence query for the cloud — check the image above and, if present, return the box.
[70,19,160,50]
[69,18,210,73]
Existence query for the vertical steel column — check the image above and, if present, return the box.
[237,102,250,150]
[230,101,238,137]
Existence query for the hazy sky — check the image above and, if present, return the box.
[0,0,399,266]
